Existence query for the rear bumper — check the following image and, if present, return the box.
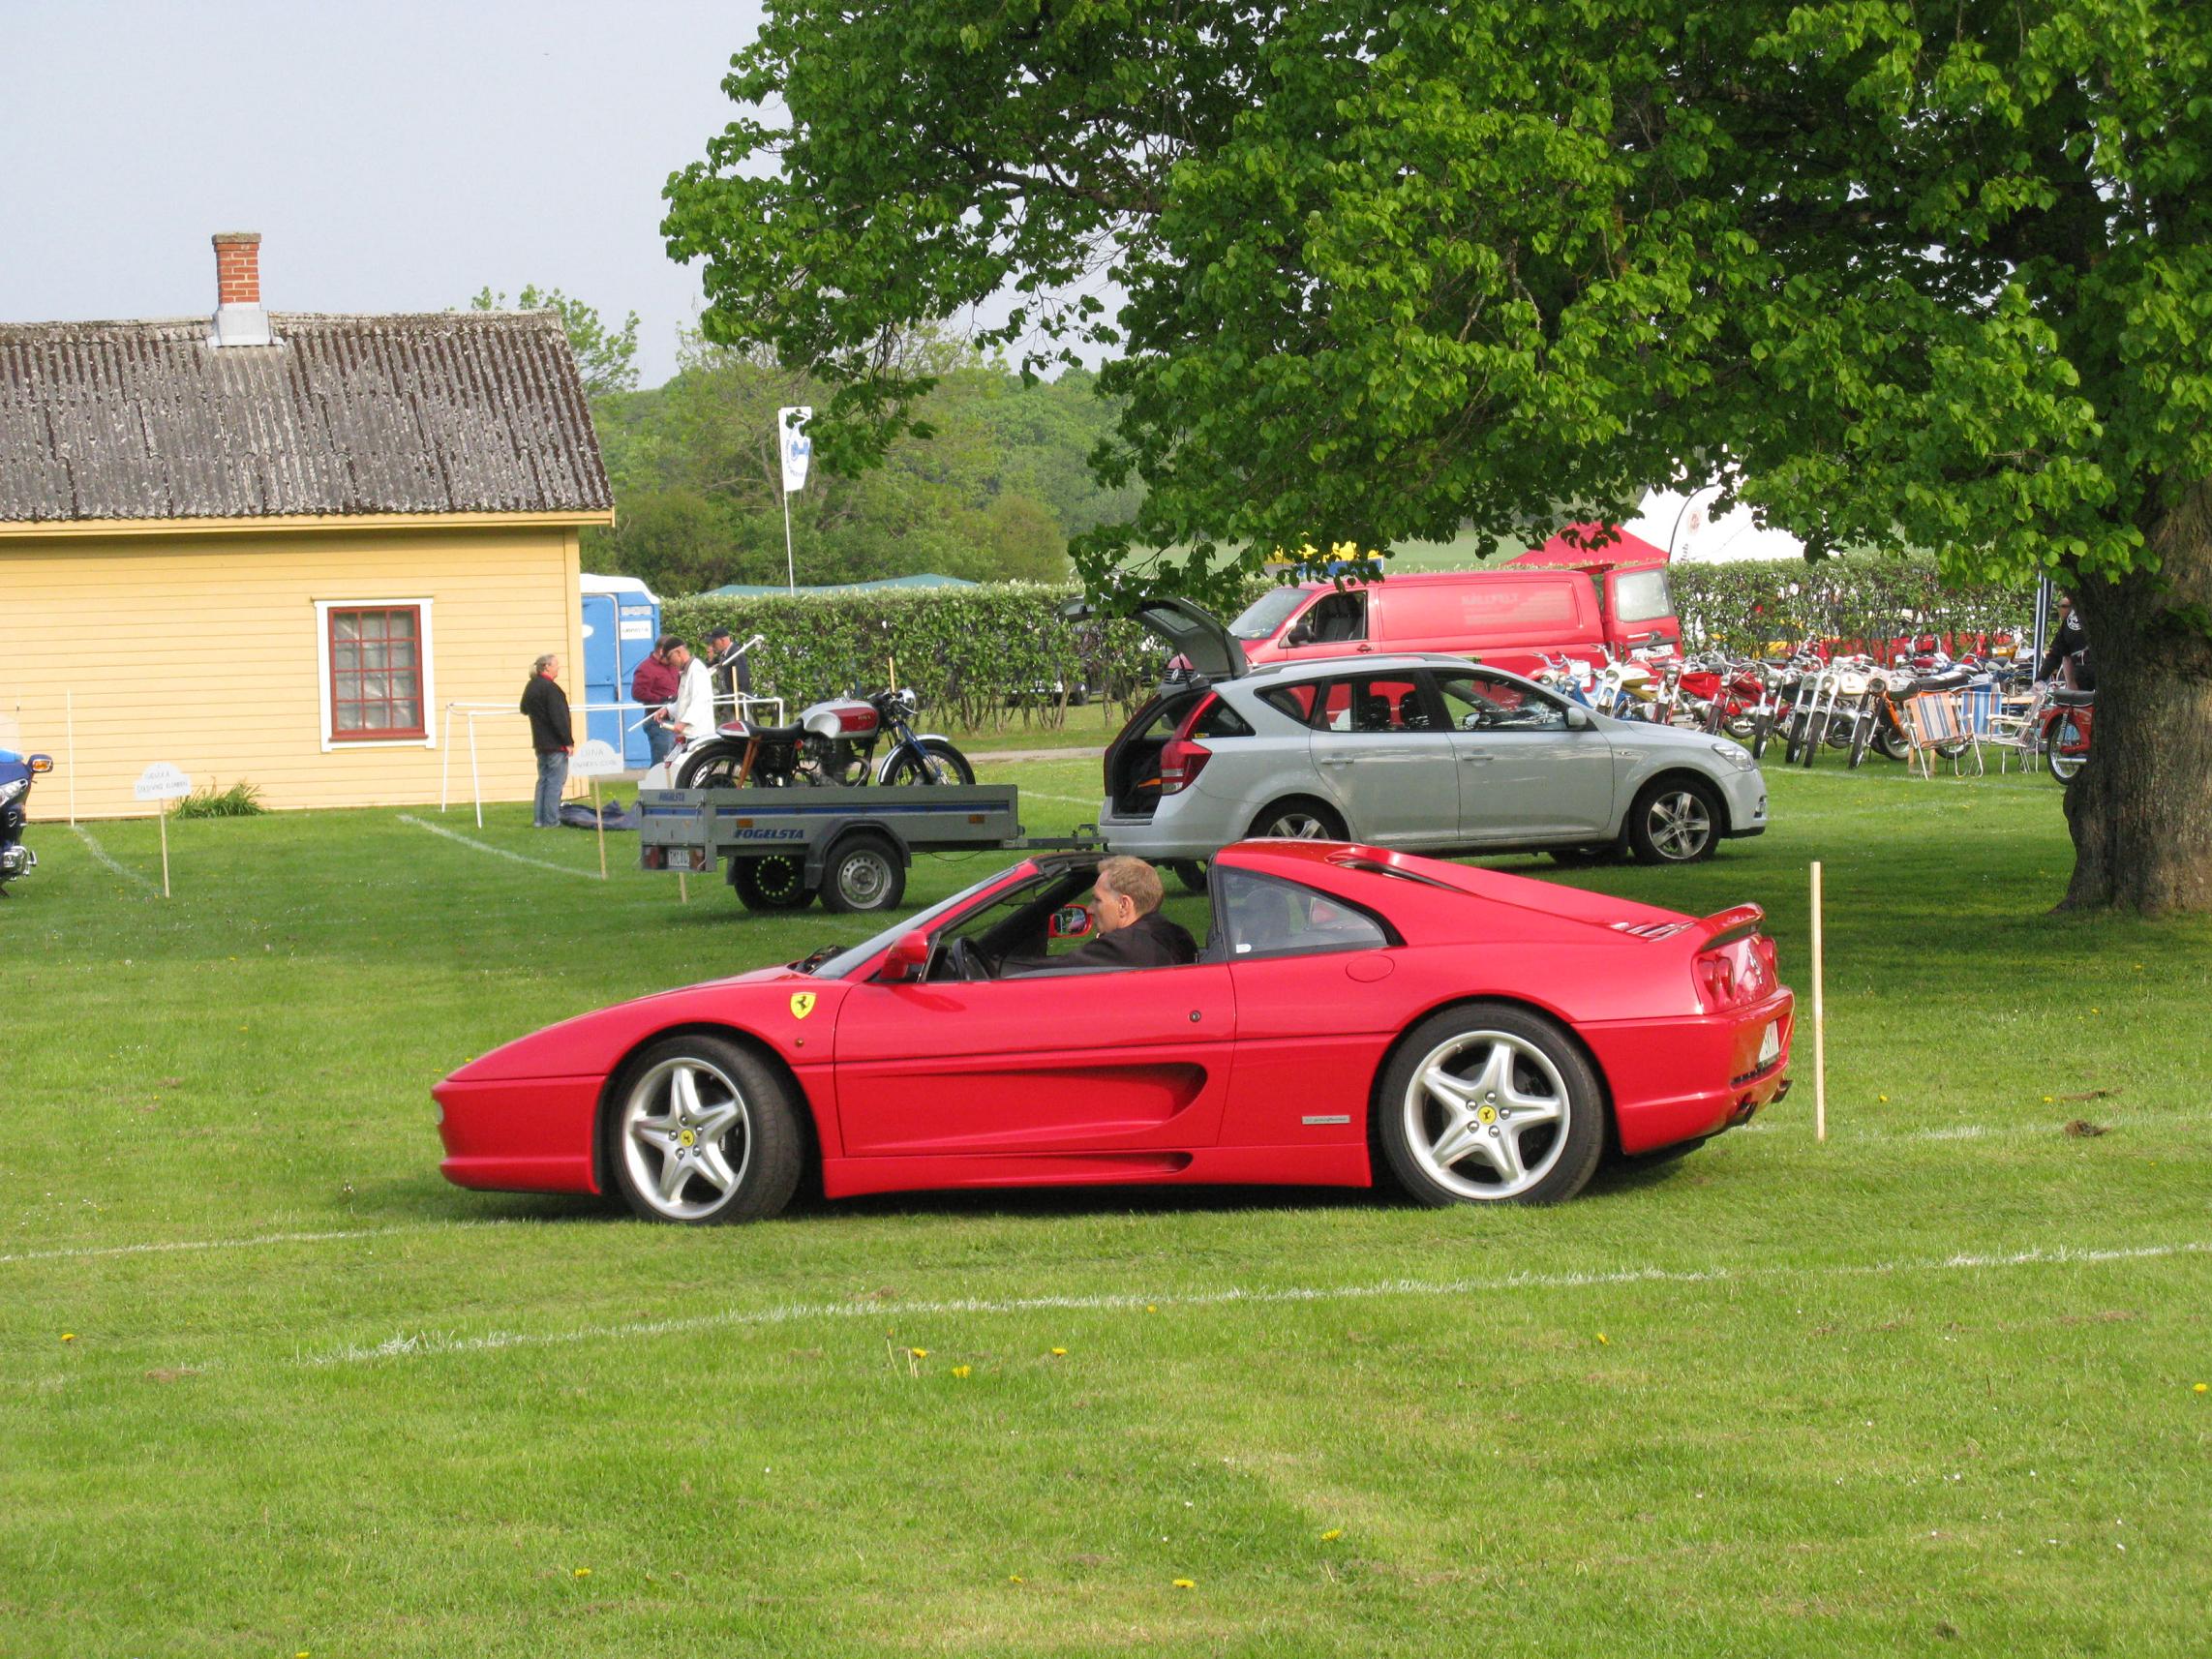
[1581,990,1794,1156]
[433,1074,603,1193]
[1099,806,1225,860]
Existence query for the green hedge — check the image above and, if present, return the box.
[663,559,2039,726]
[662,584,1172,731]
[1669,558,2036,656]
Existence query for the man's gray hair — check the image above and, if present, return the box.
[532,652,559,676]
[1097,855,1164,916]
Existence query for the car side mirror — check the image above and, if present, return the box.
[1047,905,1093,940]
[1565,706,1593,731]
[1286,624,1315,647]
[879,930,932,983]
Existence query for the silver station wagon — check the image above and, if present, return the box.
[1097,598,1769,867]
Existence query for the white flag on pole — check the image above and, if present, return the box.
[777,406,813,494]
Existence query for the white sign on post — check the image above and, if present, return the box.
[777,406,813,493]
[133,762,192,801]
[569,739,623,882]
[134,763,192,898]
[569,739,622,779]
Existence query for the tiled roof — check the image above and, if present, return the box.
[0,310,612,523]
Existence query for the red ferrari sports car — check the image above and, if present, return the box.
[434,842,1793,1222]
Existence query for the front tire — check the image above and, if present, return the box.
[820,832,906,914]
[1249,798,1347,841]
[1626,776,1721,864]
[1377,1004,1606,1205]
[731,855,815,912]
[607,1035,803,1224]
[880,738,976,786]
[1167,859,1209,895]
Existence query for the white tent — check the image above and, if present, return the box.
[1623,487,1805,563]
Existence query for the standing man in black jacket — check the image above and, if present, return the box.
[521,653,573,829]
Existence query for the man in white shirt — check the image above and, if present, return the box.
[667,641,716,751]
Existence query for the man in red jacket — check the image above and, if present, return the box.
[630,636,682,768]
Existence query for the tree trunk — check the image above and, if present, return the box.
[2059,482,2212,915]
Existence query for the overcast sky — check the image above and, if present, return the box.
[2,0,773,387]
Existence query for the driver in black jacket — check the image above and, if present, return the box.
[1056,857,1198,970]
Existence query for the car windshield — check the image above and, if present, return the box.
[808,865,1033,980]
[1228,587,1308,640]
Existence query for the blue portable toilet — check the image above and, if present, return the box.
[579,574,662,768]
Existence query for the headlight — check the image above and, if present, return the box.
[1710,741,1759,771]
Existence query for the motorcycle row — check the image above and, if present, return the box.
[1532,643,2092,781]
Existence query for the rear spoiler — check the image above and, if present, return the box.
[1692,904,1765,950]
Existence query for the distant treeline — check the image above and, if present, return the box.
[584,337,1138,595]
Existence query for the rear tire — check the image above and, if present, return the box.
[1249,798,1347,841]
[676,740,748,790]
[1548,846,1615,868]
[1376,1003,1606,1206]
[2047,713,2089,782]
[606,1034,804,1224]
[820,832,906,914]
[1626,776,1721,864]
[1167,859,1209,895]
[731,855,815,912]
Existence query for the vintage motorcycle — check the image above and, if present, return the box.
[0,748,56,895]
[674,686,975,791]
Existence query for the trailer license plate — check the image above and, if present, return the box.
[1758,1021,1780,1068]
[666,847,703,871]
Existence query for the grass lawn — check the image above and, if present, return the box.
[6,756,2209,1657]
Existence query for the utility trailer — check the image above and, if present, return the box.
[635,784,1098,914]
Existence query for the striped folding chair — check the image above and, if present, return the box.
[1983,682,2047,774]
[1902,691,1985,778]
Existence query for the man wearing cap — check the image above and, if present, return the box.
[631,636,682,768]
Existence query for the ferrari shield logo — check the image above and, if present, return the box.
[789,992,817,1020]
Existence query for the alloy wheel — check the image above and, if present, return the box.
[1401,1031,1570,1200]
[618,1057,754,1221]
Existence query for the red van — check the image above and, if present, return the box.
[1228,557,1681,679]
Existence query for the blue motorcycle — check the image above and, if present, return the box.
[0,749,56,895]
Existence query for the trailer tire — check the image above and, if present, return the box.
[820,832,907,915]
[731,855,815,912]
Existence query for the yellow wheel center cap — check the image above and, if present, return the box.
[679,1129,697,1148]
[1475,1105,1499,1126]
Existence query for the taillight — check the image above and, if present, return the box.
[1695,935,1772,1011]
[1158,738,1212,795]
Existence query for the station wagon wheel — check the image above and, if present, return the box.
[1250,799,1346,841]
[1626,777,1720,864]
[608,1035,803,1224]
[1377,1005,1605,1205]
[820,831,906,914]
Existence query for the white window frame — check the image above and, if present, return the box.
[316,597,437,752]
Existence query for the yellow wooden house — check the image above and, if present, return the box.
[0,232,614,819]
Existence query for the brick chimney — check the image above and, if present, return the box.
[207,231,274,347]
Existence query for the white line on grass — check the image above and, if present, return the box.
[307,1236,2211,1369]
[70,825,159,893]
[0,1220,516,1268]
[1019,790,1103,808]
[398,814,603,879]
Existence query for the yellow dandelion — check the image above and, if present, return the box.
[1596,1333,1610,1345]
[61,1333,76,1342]
[1009,1574,1024,1584]
[1050,1346,1068,1357]
[2044,1096,2055,1103]
[952,1365,972,1378]
[1171,1577,1196,1588]
[2091,1008,2100,1014]
[1320,1528,1343,1541]
[1146,1305,1158,1313]
[2196,1383,2208,1394]
[573,1568,591,1579]
[909,1347,928,1359]
[1878,1095,1889,1103]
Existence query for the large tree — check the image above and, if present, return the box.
[665,0,2212,913]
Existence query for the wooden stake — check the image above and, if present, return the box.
[678,871,688,905]
[1810,860,1826,1142]
[592,778,607,880]
[158,798,171,899]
